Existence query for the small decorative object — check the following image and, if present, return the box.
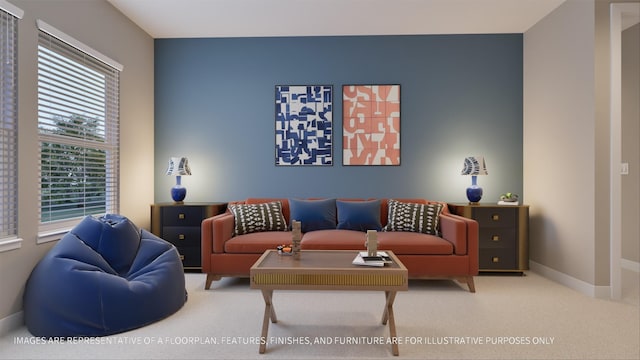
[166,157,191,203]
[365,230,378,257]
[498,192,519,205]
[291,220,302,258]
[461,156,488,204]
[277,244,293,255]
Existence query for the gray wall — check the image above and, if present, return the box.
[524,0,598,286]
[154,35,523,204]
[524,0,639,293]
[0,0,154,324]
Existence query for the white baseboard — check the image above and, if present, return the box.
[0,311,23,337]
[529,261,610,299]
[620,258,640,273]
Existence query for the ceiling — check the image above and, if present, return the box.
[106,0,567,39]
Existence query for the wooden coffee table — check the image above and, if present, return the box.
[250,250,408,356]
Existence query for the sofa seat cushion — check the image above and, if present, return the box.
[377,231,453,255]
[224,231,292,254]
[301,229,367,250]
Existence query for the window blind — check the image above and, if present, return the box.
[37,26,120,233]
[0,6,20,241]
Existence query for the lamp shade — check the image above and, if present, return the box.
[461,156,488,176]
[166,157,191,176]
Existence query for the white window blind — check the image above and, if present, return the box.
[0,4,21,243]
[37,25,120,234]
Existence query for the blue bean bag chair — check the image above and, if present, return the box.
[24,214,186,337]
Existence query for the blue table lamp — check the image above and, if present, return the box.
[461,156,488,204]
[166,157,191,203]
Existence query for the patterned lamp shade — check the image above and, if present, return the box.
[461,156,487,204]
[166,157,191,176]
[461,156,488,176]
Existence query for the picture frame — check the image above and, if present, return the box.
[342,84,400,166]
[275,85,333,166]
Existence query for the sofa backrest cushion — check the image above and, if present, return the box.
[289,198,337,232]
[336,199,382,231]
[240,197,449,232]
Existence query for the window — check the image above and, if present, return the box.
[0,1,22,252]
[37,21,122,239]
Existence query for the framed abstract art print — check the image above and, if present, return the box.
[275,85,333,166]
[342,84,400,166]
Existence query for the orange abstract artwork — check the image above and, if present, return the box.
[342,85,400,165]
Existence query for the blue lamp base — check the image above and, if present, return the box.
[466,175,483,204]
[171,176,187,203]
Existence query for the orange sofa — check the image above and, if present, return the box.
[201,198,478,292]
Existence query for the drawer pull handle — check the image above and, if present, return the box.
[491,214,500,221]
[179,255,185,261]
[492,256,500,263]
[178,213,185,220]
[491,235,500,241]
[178,234,185,240]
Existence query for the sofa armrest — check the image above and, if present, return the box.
[440,213,479,273]
[439,214,467,255]
[201,213,235,271]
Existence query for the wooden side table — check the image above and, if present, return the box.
[151,202,227,271]
[448,203,529,273]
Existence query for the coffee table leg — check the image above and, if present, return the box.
[382,291,399,356]
[259,289,277,354]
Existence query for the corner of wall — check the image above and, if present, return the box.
[0,311,23,338]
[530,261,610,299]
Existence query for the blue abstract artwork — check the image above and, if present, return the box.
[275,85,333,166]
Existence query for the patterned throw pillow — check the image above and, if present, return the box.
[229,201,288,235]
[383,199,443,235]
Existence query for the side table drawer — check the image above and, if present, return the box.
[162,206,204,226]
[176,246,200,268]
[162,226,200,246]
[473,207,516,228]
[479,227,517,249]
[479,248,517,270]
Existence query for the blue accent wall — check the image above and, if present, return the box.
[154,34,523,203]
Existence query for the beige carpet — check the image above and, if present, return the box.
[0,270,638,360]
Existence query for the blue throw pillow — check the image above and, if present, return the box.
[289,198,337,232]
[336,200,382,232]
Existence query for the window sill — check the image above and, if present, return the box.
[0,237,23,252]
[37,228,71,244]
